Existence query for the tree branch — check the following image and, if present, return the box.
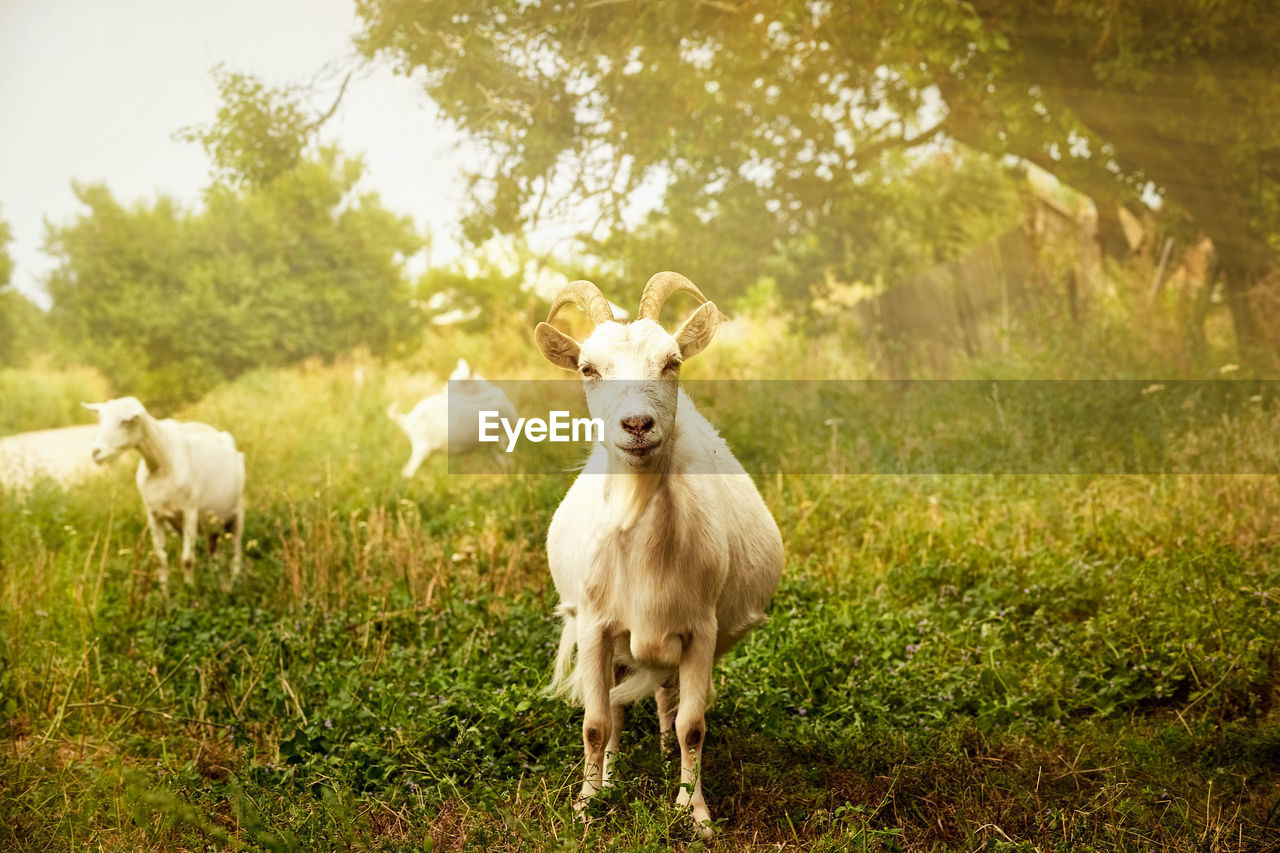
[306,70,354,133]
[852,115,951,163]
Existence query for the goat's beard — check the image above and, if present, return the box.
[600,455,667,531]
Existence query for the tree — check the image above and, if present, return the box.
[588,150,1022,305]
[175,66,353,189]
[353,0,1280,354]
[45,72,420,402]
[418,256,542,329]
[0,211,48,367]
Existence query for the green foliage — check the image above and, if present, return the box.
[0,211,49,367]
[592,151,1023,303]
[0,364,110,436]
[355,0,1280,347]
[0,212,10,287]
[45,75,421,403]
[416,257,542,331]
[0,292,47,368]
[175,67,316,189]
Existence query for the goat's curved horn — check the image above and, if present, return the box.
[637,271,711,322]
[547,279,616,327]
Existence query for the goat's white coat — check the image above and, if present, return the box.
[388,358,519,478]
[84,397,245,586]
[538,308,783,837]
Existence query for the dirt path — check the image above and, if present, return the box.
[0,424,102,490]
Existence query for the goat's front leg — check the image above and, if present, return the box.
[676,626,716,838]
[575,621,614,809]
[146,510,170,588]
[180,509,199,585]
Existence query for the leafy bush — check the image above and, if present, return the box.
[0,363,110,435]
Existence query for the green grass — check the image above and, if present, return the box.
[2,321,1279,851]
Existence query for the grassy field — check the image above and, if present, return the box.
[2,317,1279,851]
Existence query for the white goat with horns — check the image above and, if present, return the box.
[535,272,784,837]
[83,397,245,587]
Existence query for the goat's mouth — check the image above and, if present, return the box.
[617,439,662,458]
[91,447,122,465]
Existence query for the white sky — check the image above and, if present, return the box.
[0,0,472,306]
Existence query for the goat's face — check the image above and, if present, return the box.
[537,296,720,470]
[576,320,683,466]
[83,397,148,464]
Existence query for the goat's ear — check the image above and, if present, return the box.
[535,322,581,371]
[674,301,721,359]
[81,402,102,412]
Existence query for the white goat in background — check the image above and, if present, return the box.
[84,397,245,587]
[388,358,518,478]
[535,272,784,837]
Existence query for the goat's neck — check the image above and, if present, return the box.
[602,438,675,532]
[135,415,172,473]
[602,470,662,532]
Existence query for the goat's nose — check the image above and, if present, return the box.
[620,415,655,436]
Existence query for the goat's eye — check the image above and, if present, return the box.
[663,359,682,374]
[580,364,598,378]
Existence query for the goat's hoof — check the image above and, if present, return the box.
[573,782,603,819]
[690,812,714,839]
[678,801,714,839]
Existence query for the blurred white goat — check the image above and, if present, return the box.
[387,358,519,478]
[534,272,784,837]
[84,397,245,587]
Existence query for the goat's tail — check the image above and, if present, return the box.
[544,604,581,705]
[609,667,672,707]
